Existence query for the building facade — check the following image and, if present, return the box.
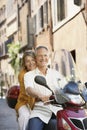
[29,0,87,82]
[0,0,87,89]
[50,0,87,82]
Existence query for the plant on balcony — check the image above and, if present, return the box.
[7,41,20,75]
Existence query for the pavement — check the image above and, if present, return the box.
[0,98,19,130]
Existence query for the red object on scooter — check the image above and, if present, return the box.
[56,81,87,130]
[57,106,87,130]
[6,85,20,109]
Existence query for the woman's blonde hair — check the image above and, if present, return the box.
[22,50,36,69]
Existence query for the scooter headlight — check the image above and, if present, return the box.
[62,118,71,130]
[66,94,85,105]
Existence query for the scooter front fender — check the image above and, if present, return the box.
[57,107,87,130]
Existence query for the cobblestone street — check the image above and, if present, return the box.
[0,98,19,130]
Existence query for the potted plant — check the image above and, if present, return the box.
[7,41,21,75]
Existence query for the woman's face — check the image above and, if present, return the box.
[24,56,36,71]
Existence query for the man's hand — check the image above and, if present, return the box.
[38,94,52,104]
[40,95,50,102]
[26,87,52,104]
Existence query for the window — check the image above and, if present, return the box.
[35,7,43,34]
[35,10,41,34]
[51,0,66,28]
[5,37,14,54]
[51,0,82,32]
[74,0,82,6]
[33,15,36,33]
[70,50,76,63]
[0,44,3,56]
[0,27,6,38]
[27,16,35,49]
[0,5,6,23]
[0,45,2,55]
[57,0,65,21]
[43,1,48,26]
[30,0,38,13]
[39,6,44,29]
[34,1,48,35]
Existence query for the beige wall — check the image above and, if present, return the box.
[53,12,87,82]
[35,28,52,51]
[0,0,6,8]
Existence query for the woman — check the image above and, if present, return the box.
[15,50,36,130]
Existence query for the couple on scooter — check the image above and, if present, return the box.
[15,46,67,130]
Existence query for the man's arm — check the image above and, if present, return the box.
[26,86,51,102]
[26,86,40,98]
[24,72,52,102]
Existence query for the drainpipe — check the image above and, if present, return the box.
[49,0,54,51]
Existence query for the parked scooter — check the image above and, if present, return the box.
[34,75,87,130]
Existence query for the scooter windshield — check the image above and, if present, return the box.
[51,49,86,104]
[51,49,78,81]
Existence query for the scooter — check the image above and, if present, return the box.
[6,49,87,129]
[34,75,87,130]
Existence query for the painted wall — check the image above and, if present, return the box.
[53,12,87,82]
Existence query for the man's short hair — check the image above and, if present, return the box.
[35,46,48,51]
[35,46,48,55]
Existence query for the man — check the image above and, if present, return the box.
[24,46,67,130]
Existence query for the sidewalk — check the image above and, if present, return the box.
[0,98,19,130]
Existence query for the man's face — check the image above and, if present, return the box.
[36,48,49,68]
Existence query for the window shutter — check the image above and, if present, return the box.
[57,0,65,21]
[0,44,2,56]
[40,6,44,28]
[43,1,48,26]
[27,16,35,49]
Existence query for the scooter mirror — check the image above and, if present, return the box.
[34,76,47,87]
[34,76,54,94]
[81,88,87,102]
[85,82,87,88]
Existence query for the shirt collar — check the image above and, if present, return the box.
[35,67,49,75]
